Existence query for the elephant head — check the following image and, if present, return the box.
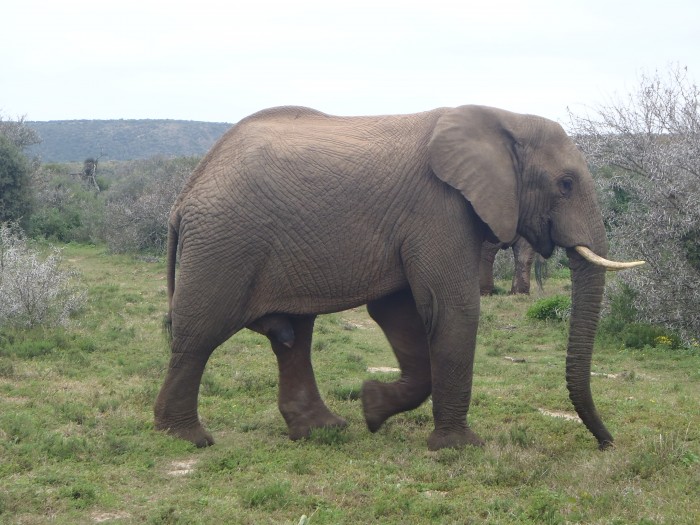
[429,106,643,449]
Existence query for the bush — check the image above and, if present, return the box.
[526,295,571,322]
[0,222,86,328]
[104,157,198,253]
[27,165,105,243]
[570,65,700,344]
[0,136,33,226]
[600,284,682,349]
[620,324,681,350]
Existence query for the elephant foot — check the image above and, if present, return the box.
[598,438,614,451]
[361,380,393,432]
[282,403,348,440]
[427,426,484,451]
[155,420,215,448]
[361,379,431,433]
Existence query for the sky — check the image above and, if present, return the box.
[2,0,699,125]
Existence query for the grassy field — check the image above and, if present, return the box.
[1,244,698,524]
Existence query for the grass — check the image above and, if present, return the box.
[0,244,698,524]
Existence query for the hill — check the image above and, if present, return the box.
[26,119,232,162]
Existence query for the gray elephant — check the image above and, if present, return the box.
[480,237,537,296]
[154,105,642,451]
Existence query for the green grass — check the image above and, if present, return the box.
[0,244,698,524]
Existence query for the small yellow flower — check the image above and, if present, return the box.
[654,335,673,347]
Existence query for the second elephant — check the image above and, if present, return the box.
[480,237,537,296]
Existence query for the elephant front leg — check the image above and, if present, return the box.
[362,290,432,432]
[423,304,485,451]
[155,349,215,447]
[271,315,347,440]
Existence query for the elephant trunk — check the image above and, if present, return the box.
[565,247,613,449]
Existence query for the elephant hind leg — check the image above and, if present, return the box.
[361,289,432,432]
[155,289,247,447]
[154,345,216,448]
[271,315,347,440]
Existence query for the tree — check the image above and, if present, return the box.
[0,113,41,150]
[0,135,33,226]
[81,157,101,192]
[569,65,700,343]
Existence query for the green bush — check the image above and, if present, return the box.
[600,284,638,334]
[600,284,682,349]
[620,324,681,350]
[27,168,104,243]
[0,136,33,226]
[526,295,571,321]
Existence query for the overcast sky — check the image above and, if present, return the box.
[2,0,699,124]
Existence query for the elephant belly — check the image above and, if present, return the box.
[255,240,409,315]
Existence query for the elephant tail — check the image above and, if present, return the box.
[163,219,178,343]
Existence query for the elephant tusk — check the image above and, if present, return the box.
[574,246,645,271]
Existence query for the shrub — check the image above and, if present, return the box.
[526,295,571,322]
[600,283,683,349]
[27,166,105,243]
[0,135,33,226]
[104,157,198,253]
[0,222,86,328]
[570,65,700,344]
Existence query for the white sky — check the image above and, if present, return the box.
[2,0,699,124]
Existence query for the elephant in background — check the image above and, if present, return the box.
[154,104,643,451]
[480,237,537,296]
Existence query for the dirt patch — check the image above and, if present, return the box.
[367,366,400,373]
[591,371,657,381]
[92,511,130,522]
[538,408,581,423]
[591,372,622,379]
[422,490,448,498]
[166,458,198,476]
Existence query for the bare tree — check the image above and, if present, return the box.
[82,157,101,192]
[569,65,700,343]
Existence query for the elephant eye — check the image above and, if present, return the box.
[558,177,574,197]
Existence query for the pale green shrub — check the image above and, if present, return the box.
[0,222,85,328]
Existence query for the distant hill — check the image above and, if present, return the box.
[26,119,232,162]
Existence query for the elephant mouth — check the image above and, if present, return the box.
[539,240,555,259]
[531,232,555,259]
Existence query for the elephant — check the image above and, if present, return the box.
[154,105,643,451]
[480,236,537,296]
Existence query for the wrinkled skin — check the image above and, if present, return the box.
[155,105,615,451]
[480,237,537,296]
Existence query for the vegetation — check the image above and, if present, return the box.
[27,163,105,243]
[526,295,571,322]
[104,156,198,253]
[0,135,33,226]
[570,65,700,344]
[0,113,41,151]
[25,119,230,162]
[0,246,697,523]
[0,222,86,329]
[1,65,698,524]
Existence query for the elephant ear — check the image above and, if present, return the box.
[429,105,521,243]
